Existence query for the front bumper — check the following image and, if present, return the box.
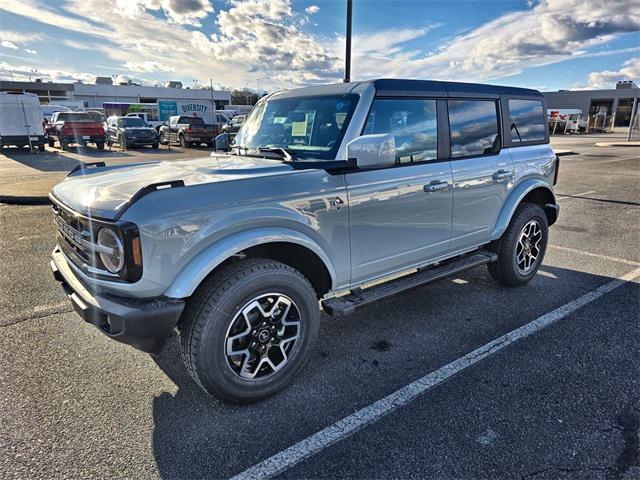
[50,246,184,353]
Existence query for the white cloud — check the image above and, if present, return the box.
[305,5,319,14]
[577,57,640,89]
[1,41,19,50]
[114,0,214,26]
[124,60,174,73]
[1,0,638,91]
[0,61,96,83]
[25,49,37,54]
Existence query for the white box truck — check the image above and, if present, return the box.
[0,92,46,151]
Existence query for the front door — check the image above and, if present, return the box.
[447,99,514,250]
[346,98,453,284]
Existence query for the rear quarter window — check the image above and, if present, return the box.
[448,100,500,158]
[509,99,546,143]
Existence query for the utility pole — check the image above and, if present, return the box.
[343,0,352,83]
[210,78,215,124]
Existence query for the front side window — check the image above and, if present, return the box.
[509,99,545,143]
[448,100,500,158]
[235,94,358,160]
[363,98,437,164]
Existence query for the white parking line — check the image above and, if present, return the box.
[556,191,596,201]
[230,266,640,480]
[549,245,640,267]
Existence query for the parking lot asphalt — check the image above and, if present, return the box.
[0,136,638,479]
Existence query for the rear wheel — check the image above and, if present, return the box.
[488,203,548,286]
[179,134,189,148]
[179,258,320,404]
[159,132,167,145]
[152,142,159,149]
[48,138,54,148]
[96,142,105,151]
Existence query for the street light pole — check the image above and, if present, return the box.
[343,0,352,83]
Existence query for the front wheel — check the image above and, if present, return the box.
[179,258,320,404]
[488,203,549,286]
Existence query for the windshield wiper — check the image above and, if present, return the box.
[258,147,296,162]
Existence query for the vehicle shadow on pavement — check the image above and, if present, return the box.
[145,263,635,479]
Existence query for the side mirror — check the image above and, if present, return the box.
[346,134,396,169]
[215,132,230,152]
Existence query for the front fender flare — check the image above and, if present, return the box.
[491,180,557,241]
[164,227,337,299]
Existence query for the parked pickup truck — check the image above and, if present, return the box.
[50,79,559,404]
[158,115,218,148]
[47,112,105,150]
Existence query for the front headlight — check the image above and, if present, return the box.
[97,227,124,273]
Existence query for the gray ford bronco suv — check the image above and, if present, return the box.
[50,79,559,403]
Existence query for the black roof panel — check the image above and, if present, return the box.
[371,78,542,98]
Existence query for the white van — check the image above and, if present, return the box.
[0,92,46,151]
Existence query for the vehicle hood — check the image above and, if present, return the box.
[50,154,297,220]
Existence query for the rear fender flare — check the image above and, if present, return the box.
[491,180,557,241]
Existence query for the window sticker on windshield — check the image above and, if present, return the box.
[291,115,308,137]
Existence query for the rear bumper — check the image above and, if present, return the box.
[50,246,184,353]
[0,135,46,146]
[64,135,104,144]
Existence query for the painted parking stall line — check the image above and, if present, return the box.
[230,266,640,480]
[549,245,640,267]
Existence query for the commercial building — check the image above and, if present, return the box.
[0,79,231,111]
[544,81,639,127]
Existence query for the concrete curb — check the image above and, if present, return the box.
[595,142,640,147]
[0,195,51,206]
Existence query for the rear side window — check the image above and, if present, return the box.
[509,99,545,143]
[363,99,437,164]
[448,100,500,158]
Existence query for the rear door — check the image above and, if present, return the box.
[346,98,453,284]
[448,98,514,251]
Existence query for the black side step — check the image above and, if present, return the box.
[322,250,497,316]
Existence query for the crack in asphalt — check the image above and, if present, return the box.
[1,305,73,328]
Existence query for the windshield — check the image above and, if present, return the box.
[234,94,358,160]
[57,113,92,122]
[118,117,147,127]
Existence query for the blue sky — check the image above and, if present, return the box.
[0,0,638,91]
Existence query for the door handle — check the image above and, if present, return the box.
[493,169,513,181]
[424,181,449,193]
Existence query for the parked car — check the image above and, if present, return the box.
[222,114,246,139]
[158,115,219,147]
[49,79,559,403]
[106,116,159,149]
[124,112,164,131]
[46,111,105,150]
[0,92,46,151]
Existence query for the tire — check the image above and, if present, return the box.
[38,144,45,152]
[60,138,69,151]
[96,142,105,151]
[159,132,167,145]
[179,258,320,404]
[488,202,549,286]
[48,138,54,148]
[207,142,214,148]
[152,142,159,149]
[121,135,128,150]
[179,134,189,148]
